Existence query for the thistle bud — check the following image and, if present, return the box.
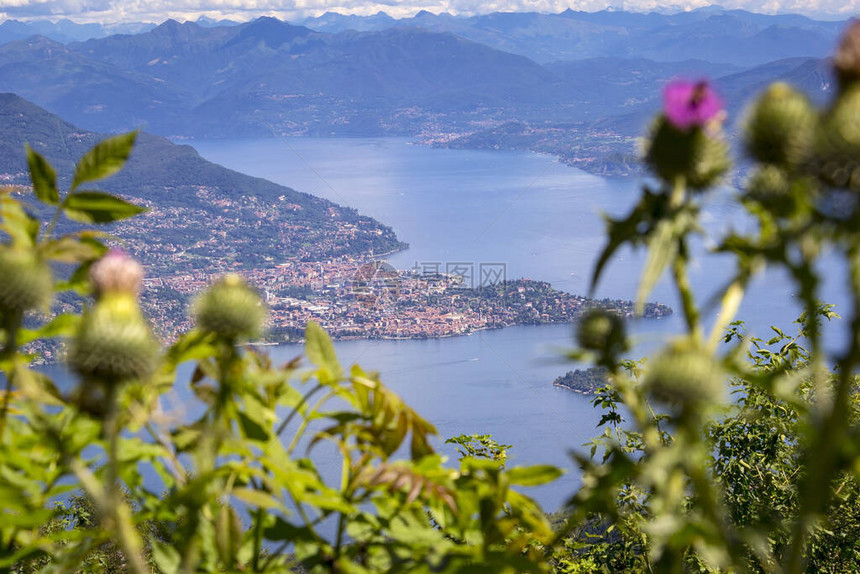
[815,84,860,191]
[69,251,158,385]
[577,308,627,360]
[745,83,816,168]
[90,249,143,298]
[69,294,160,384]
[645,80,730,190]
[834,19,860,91]
[193,274,266,341]
[641,340,724,415]
[745,165,796,217]
[0,248,53,316]
[644,116,730,191]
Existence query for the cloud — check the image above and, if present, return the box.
[0,0,856,23]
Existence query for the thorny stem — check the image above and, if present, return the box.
[104,391,149,574]
[672,243,702,343]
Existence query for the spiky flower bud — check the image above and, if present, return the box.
[835,19,860,91]
[644,80,729,190]
[69,294,160,384]
[644,116,730,191]
[641,340,724,415]
[577,308,627,359]
[193,274,266,341]
[745,165,796,217]
[815,84,860,191]
[69,251,158,385]
[90,249,143,298]
[745,83,816,168]
[0,248,52,316]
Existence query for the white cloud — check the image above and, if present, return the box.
[0,0,855,23]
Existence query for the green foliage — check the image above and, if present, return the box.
[562,24,860,573]
[6,25,860,574]
[0,135,559,573]
[445,434,513,468]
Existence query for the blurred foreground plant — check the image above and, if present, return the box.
[0,133,562,573]
[562,21,860,574]
[6,21,860,574]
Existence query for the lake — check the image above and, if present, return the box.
[184,137,847,510]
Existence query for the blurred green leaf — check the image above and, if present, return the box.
[1,194,39,246]
[70,131,137,191]
[232,488,282,510]
[18,313,80,345]
[238,411,269,441]
[25,145,59,205]
[305,321,343,381]
[636,218,677,313]
[63,191,146,224]
[215,505,242,568]
[506,465,563,486]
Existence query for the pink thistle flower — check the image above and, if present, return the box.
[90,249,144,298]
[663,80,723,131]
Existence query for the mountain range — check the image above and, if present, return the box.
[0,8,846,175]
[0,93,404,276]
[302,8,845,66]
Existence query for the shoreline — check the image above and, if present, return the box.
[259,314,670,347]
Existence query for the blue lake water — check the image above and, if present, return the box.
[184,137,851,510]
[33,136,837,512]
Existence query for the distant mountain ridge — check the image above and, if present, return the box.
[0,18,156,44]
[0,9,843,175]
[301,7,846,65]
[0,93,405,275]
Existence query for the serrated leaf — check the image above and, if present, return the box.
[63,191,146,224]
[590,188,663,294]
[506,464,563,486]
[305,321,342,381]
[70,131,137,191]
[25,145,59,205]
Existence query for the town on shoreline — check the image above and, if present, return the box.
[136,256,672,345]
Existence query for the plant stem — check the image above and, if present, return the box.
[104,389,149,574]
[785,245,860,573]
[671,244,701,342]
[0,312,21,444]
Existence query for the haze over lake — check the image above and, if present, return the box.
[188,136,849,509]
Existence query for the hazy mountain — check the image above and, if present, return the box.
[595,56,834,137]
[0,18,564,137]
[300,7,846,66]
[0,36,194,134]
[0,18,155,45]
[195,16,240,28]
[0,93,405,272]
[0,12,841,175]
[547,57,743,120]
[302,11,397,33]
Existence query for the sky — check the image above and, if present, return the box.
[0,0,855,23]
